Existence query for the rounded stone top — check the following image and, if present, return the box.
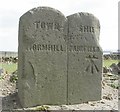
[67,12,99,21]
[67,12,100,28]
[20,6,65,19]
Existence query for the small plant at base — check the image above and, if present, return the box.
[10,74,18,83]
[110,83,119,89]
[35,105,49,111]
[0,76,4,80]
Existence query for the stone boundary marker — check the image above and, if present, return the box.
[67,13,102,104]
[18,7,103,107]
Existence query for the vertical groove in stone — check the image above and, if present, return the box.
[66,18,69,105]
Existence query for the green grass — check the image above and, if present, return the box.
[0,59,119,74]
[34,105,49,111]
[103,59,119,67]
[0,62,17,74]
[108,83,120,89]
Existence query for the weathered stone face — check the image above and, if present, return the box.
[67,13,103,104]
[18,7,103,107]
[18,7,67,107]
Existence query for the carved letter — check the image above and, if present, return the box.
[47,23,53,30]
[54,23,60,31]
[41,22,46,29]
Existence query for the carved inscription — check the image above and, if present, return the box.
[34,21,61,31]
[26,44,100,53]
[79,25,94,33]
[68,36,89,41]
[28,61,38,84]
[69,45,100,52]
[28,61,35,81]
[27,44,65,51]
[85,55,99,74]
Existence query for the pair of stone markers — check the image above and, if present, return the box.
[18,7,103,107]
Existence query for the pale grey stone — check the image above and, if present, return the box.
[67,12,103,104]
[18,7,67,107]
[18,7,103,107]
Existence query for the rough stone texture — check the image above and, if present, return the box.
[110,63,120,75]
[18,7,103,107]
[67,13,103,104]
[18,7,67,107]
